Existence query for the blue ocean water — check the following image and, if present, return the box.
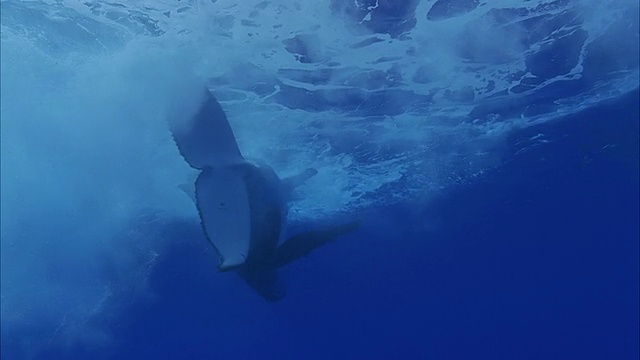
[26,90,635,360]
[1,1,639,359]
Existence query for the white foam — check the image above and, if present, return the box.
[0,0,637,355]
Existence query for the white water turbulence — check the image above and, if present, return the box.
[1,0,638,355]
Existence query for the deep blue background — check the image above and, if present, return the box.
[23,91,637,360]
[1,1,638,359]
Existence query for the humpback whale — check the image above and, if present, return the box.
[170,88,359,300]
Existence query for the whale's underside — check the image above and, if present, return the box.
[170,88,359,300]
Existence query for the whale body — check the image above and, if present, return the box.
[170,88,359,300]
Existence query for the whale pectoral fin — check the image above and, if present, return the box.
[195,167,251,271]
[282,168,318,191]
[178,176,197,203]
[170,88,245,169]
[273,220,362,269]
